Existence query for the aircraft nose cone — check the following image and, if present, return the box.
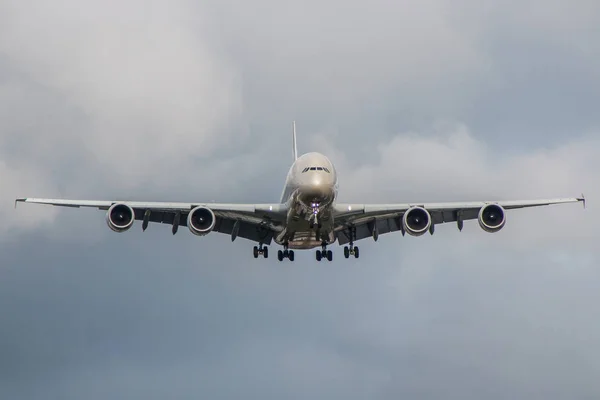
[310,176,324,187]
[300,177,334,204]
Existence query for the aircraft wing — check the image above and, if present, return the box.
[15,198,287,244]
[332,197,585,245]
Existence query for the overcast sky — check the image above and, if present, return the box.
[1,0,599,398]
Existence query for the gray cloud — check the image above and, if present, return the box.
[1,0,599,398]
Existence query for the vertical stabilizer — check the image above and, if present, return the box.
[292,121,298,161]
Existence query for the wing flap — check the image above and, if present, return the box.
[213,218,274,244]
[336,216,404,245]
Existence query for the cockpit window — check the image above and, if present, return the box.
[302,166,331,173]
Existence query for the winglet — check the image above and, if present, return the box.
[292,121,298,161]
[580,193,586,209]
[14,198,25,209]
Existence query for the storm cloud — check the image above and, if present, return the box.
[1,0,599,398]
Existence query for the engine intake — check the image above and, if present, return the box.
[187,206,216,236]
[402,206,431,236]
[478,204,506,233]
[106,203,135,232]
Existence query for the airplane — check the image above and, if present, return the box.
[15,122,585,262]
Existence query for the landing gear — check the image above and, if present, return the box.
[253,244,268,259]
[316,243,333,262]
[343,226,359,259]
[343,245,359,259]
[309,221,322,230]
[315,249,333,261]
[277,244,295,262]
[308,203,322,230]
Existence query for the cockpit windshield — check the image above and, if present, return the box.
[302,167,331,173]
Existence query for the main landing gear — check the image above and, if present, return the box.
[316,243,333,262]
[277,244,295,262]
[343,226,359,259]
[343,245,359,259]
[253,245,268,258]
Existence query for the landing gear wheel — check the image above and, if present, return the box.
[344,226,359,260]
[253,245,268,259]
[277,246,294,262]
[316,248,332,261]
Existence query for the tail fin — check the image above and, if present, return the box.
[292,121,298,161]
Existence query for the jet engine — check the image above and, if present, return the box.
[106,203,135,232]
[478,204,506,233]
[187,206,216,236]
[402,206,432,237]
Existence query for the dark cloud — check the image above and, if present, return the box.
[2,233,600,398]
[1,0,599,398]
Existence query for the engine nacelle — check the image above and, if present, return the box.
[106,203,135,233]
[187,206,216,236]
[478,204,506,233]
[402,206,432,237]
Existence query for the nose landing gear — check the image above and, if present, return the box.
[308,203,322,230]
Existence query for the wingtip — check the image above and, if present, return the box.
[14,198,26,209]
[579,193,586,209]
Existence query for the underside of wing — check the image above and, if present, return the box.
[333,196,585,245]
[15,198,287,244]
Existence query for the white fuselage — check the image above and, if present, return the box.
[275,152,339,249]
